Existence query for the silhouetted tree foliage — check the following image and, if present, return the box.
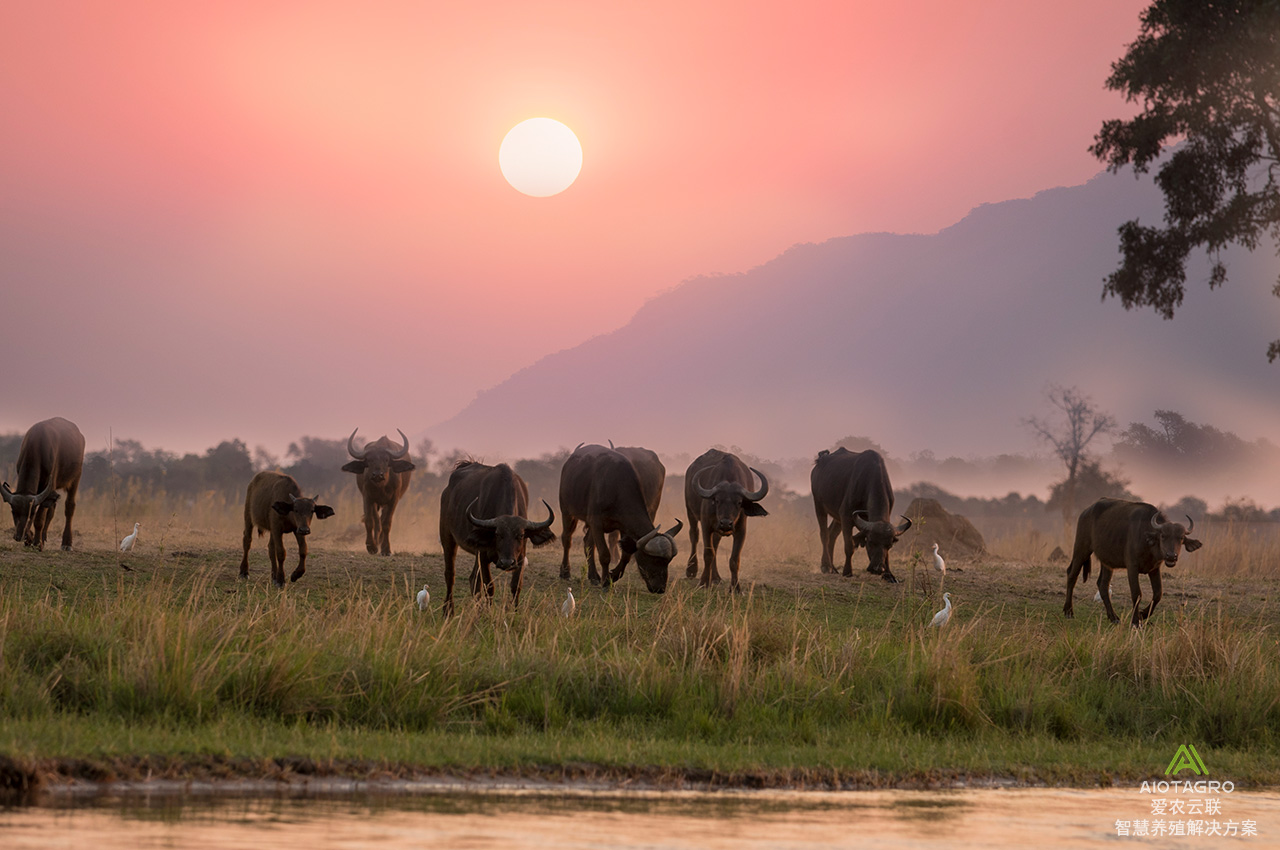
[514,448,572,507]
[1115,409,1279,469]
[897,482,1046,519]
[1091,0,1280,359]
[1023,385,1118,521]
[1045,461,1138,518]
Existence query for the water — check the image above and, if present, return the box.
[3,784,1278,848]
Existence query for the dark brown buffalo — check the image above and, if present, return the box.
[558,443,682,593]
[439,461,555,615]
[342,428,415,555]
[239,471,335,587]
[810,448,912,582]
[1063,498,1202,626]
[684,448,768,591]
[602,443,665,580]
[2,417,85,551]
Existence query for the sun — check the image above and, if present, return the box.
[499,118,582,197]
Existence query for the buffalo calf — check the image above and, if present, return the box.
[239,471,335,587]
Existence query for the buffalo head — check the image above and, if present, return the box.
[466,499,556,572]
[342,428,415,484]
[694,466,769,535]
[630,519,685,593]
[851,511,913,576]
[1146,512,1202,567]
[1,481,58,546]
[272,493,336,535]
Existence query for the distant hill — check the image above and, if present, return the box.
[428,168,1280,476]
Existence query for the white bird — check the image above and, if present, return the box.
[929,592,952,628]
[1094,589,1102,602]
[416,584,430,611]
[119,522,140,552]
[561,587,576,618]
[932,543,946,575]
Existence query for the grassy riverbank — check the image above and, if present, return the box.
[1,512,1278,792]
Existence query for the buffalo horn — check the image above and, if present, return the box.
[895,515,913,535]
[35,480,56,505]
[346,428,367,460]
[467,498,499,529]
[743,467,769,502]
[1185,514,1194,533]
[852,510,873,532]
[1151,512,1163,530]
[390,429,410,459]
[665,518,684,539]
[694,467,718,499]
[528,500,556,530]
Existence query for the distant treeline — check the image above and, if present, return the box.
[2,427,1277,522]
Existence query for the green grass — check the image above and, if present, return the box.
[1,530,1278,789]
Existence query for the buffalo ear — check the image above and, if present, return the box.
[391,460,416,473]
[1183,536,1203,553]
[341,461,367,474]
[315,505,335,520]
[464,529,494,549]
[742,502,768,518]
[526,527,557,547]
[38,491,60,507]
[852,531,867,549]
[272,501,294,516]
[0,483,11,504]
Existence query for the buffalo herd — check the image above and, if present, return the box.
[2,416,1208,625]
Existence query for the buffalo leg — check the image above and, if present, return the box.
[699,529,722,588]
[239,507,254,579]
[814,504,834,574]
[290,531,308,583]
[269,533,286,588]
[61,478,79,550]
[1142,569,1162,623]
[584,530,602,586]
[1124,566,1144,627]
[1096,565,1123,624]
[686,509,701,578]
[610,541,635,583]
[509,563,523,606]
[559,515,578,580]
[363,496,378,555]
[475,555,495,600]
[727,521,747,593]
[378,502,397,556]
[591,526,614,589]
[442,536,458,616]
[36,503,53,550]
[841,520,858,577]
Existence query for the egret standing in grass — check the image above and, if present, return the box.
[930,592,952,628]
[416,584,430,611]
[561,587,576,618]
[119,522,140,552]
[932,542,946,593]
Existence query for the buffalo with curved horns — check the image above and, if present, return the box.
[342,428,415,555]
[1063,498,1202,626]
[558,443,683,593]
[684,448,769,592]
[439,461,556,615]
[2,417,85,551]
[811,447,912,582]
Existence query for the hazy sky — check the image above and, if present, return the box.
[2,1,1152,457]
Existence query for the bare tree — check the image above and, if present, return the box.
[1024,385,1117,521]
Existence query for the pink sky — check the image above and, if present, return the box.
[2,1,1150,456]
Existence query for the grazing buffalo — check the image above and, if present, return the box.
[558,443,683,592]
[1063,498,1202,626]
[684,448,769,591]
[603,444,666,575]
[811,448,912,582]
[239,471,335,587]
[2,417,85,551]
[438,461,555,615]
[342,428,415,555]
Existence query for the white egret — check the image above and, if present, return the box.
[119,522,140,552]
[929,592,952,628]
[416,584,430,611]
[932,542,946,575]
[561,587,576,618]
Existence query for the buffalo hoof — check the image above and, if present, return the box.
[819,563,832,574]
[273,579,285,589]
[880,572,898,584]
[589,574,602,587]
[841,568,853,578]
[685,564,698,579]
[609,568,625,583]
[866,564,884,575]
[61,544,72,552]
[1063,606,1074,618]
[559,567,570,580]
[1108,615,1121,625]
[366,545,378,555]
[731,583,742,595]
[290,567,305,582]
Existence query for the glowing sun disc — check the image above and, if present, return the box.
[499,118,582,197]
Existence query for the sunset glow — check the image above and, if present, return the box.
[498,118,583,197]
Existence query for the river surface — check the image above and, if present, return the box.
[3,783,1279,848]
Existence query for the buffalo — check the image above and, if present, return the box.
[342,428,415,555]
[439,461,556,615]
[601,444,666,580]
[811,447,912,582]
[684,448,769,591]
[239,471,335,587]
[2,417,85,551]
[1063,497,1203,626]
[558,443,683,592]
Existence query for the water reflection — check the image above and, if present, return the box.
[2,785,1277,848]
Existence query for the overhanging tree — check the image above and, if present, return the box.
[1091,0,1280,358]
